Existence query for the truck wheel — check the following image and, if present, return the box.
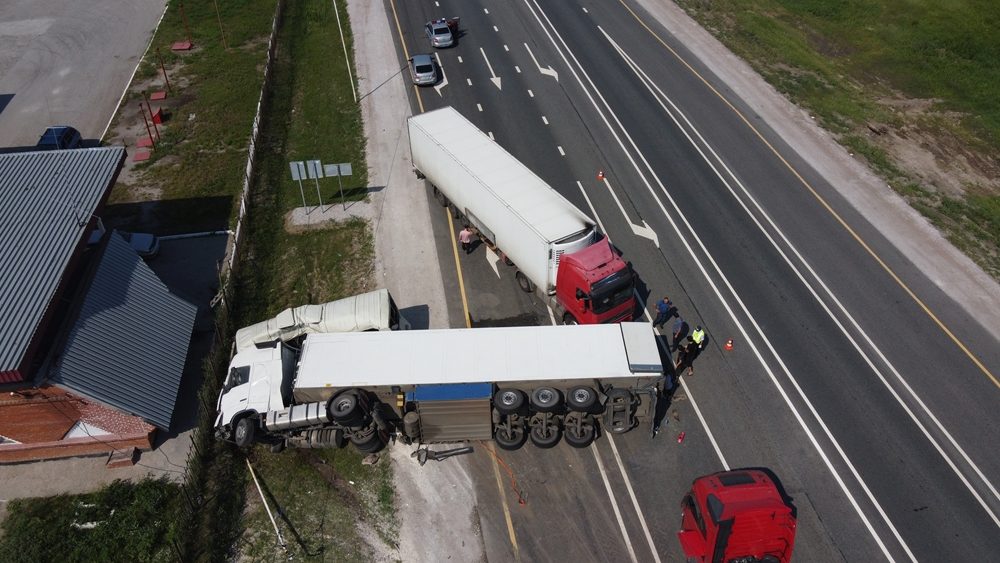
[515,271,534,293]
[563,415,596,449]
[562,313,578,325]
[567,386,597,412]
[234,417,257,448]
[502,253,514,267]
[530,387,562,413]
[432,186,448,206]
[350,426,385,453]
[529,423,561,449]
[494,389,526,416]
[494,424,527,451]
[329,391,366,426]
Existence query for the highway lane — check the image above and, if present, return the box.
[529,2,1000,559]
[389,0,1000,560]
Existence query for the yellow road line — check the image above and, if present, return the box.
[488,441,521,561]
[388,1,513,557]
[619,0,999,389]
[446,210,474,328]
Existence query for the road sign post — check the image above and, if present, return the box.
[307,160,324,212]
[289,161,307,209]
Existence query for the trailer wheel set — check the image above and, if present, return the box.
[491,385,635,451]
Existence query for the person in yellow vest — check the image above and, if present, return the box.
[690,325,705,349]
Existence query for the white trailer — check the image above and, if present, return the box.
[409,106,595,293]
[216,323,664,452]
[233,288,410,352]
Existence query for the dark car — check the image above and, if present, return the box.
[37,126,83,150]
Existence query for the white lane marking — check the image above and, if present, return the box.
[606,434,662,563]
[504,44,510,52]
[582,6,589,13]
[524,42,559,81]
[601,176,659,247]
[434,0,439,6]
[515,65,522,73]
[477,103,483,112]
[488,131,494,140]
[480,47,503,90]
[546,304,557,326]
[605,23,1000,531]
[484,8,489,14]
[591,445,639,563]
[458,55,463,63]
[433,52,448,97]
[527,89,534,98]
[576,181,607,234]
[558,146,565,156]
[493,25,499,32]
[526,1,902,559]
[467,78,473,86]
[541,115,548,125]
[486,246,501,278]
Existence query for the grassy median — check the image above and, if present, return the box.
[674,0,1000,278]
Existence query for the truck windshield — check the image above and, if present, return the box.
[589,269,634,314]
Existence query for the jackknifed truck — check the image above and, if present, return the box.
[216,322,664,453]
[408,106,638,325]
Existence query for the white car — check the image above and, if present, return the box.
[119,231,160,258]
[409,54,438,86]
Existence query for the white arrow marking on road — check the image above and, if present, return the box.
[480,47,502,90]
[524,43,558,81]
[486,245,501,278]
[601,176,659,247]
[434,52,448,97]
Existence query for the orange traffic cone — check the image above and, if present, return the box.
[724,338,734,351]
[597,170,605,181]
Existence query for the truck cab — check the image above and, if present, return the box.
[678,470,796,563]
[557,239,635,324]
[216,341,293,438]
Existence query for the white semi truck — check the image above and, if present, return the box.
[408,107,638,325]
[216,322,664,452]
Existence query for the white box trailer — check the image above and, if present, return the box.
[408,107,638,325]
[409,107,596,293]
[217,323,664,452]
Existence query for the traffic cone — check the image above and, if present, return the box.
[597,170,605,181]
[677,431,686,444]
[724,338,734,351]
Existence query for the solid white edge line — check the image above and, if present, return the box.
[591,445,639,563]
[606,25,1000,531]
[606,433,663,563]
[102,2,171,142]
[522,1,898,558]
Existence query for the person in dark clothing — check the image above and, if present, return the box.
[675,340,697,376]
[652,296,673,329]
[672,317,688,351]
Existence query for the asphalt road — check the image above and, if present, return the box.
[390,0,1000,561]
[0,0,165,148]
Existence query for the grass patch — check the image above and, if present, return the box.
[675,0,1000,279]
[0,478,182,562]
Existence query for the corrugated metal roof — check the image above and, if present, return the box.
[49,232,197,429]
[0,147,126,378]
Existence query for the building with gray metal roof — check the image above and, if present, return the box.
[49,232,197,429]
[0,147,125,383]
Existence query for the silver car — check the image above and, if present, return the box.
[425,20,454,48]
[409,54,437,86]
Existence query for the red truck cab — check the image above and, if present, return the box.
[556,239,636,324]
[678,470,796,563]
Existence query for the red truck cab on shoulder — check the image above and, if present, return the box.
[678,470,796,563]
[556,239,636,325]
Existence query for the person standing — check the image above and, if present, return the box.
[690,325,706,350]
[652,296,673,329]
[675,340,697,377]
[672,316,688,351]
[458,225,474,254]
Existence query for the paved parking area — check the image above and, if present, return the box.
[0,0,166,148]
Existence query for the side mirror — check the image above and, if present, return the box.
[576,288,586,300]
